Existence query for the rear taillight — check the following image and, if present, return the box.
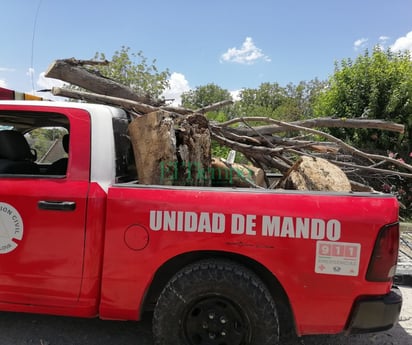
[366,223,399,282]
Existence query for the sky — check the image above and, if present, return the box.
[1,0,412,105]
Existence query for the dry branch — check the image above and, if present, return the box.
[52,87,159,114]
[52,87,193,115]
[222,117,404,136]
[195,100,233,114]
[211,115,412,190]
[331,160,412,178]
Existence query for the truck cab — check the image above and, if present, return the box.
[0,102,133,312]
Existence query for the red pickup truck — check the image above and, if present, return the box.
[0,100,402,345]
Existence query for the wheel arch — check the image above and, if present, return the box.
[142,250,296,336]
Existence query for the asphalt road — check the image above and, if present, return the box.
[0,286,410,345]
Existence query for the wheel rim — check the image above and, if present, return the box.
[183,295,251,345]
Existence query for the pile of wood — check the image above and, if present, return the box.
[45,58,412,191]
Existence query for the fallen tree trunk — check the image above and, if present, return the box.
[45,58,157,105]
[128,110,177,185]
[128,110,211,186]
[174,114,212,186]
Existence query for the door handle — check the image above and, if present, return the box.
[38,200,76,211]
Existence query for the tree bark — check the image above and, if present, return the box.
[128,110,177,185]
[174,114,212,186]
[282,156,352,192]
[128,111,212,186]
[45,59,155,105]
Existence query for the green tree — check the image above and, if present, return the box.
[233,81,326,122]
[181,83,232,110]
[313,47,412,219]
[269,80,327,120]
[235,82,287,119]
[313,47,412,152]
[93,46,170,101]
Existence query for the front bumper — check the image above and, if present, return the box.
[346,286,402,334]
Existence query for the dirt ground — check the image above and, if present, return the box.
[0,285,410,345]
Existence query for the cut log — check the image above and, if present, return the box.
[174,114,212,186]
[211,158,265,188]
[45,59,156,105]
[128,110,177,185]
[283,156,352,192]
[128,111,212,186]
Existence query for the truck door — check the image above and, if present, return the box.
[0,108,91,306]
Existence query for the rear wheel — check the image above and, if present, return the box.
[153,259,279,345]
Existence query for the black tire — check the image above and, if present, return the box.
[152,259,279,345]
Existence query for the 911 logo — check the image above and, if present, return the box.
[0,202,23,254]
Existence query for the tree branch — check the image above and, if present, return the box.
[220,116,404,135]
